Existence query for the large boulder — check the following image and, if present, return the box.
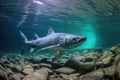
[0,69,7,80]
[55,67,75,74]
[22,65,34,75]
[79,69,104,80]
[116,61,120,79]
[23,68,48,80]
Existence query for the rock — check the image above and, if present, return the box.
[0,69,7,80]
[69,73,80,79]
[84,52,99,62]
[113,54,120,65]
[49,77,64,80]
[55,67,75,74]
[32,64,40,69]
[57,58,68,65]
[60,74,69,79]
[99,50,115,60]
[79,62,95,71]
[25,55,47,64]
[103,66,116,79]
[116,61,120,79]
[52,62,63,69]
[79,69,104,80]
[60,73,80,80]
[16,65,23,72]
[102,56,113,67]
[64,59,80,70]
[110,46,120,55]
[1,56,10,65]
[38,67,53,74]
[71,55,85,62]
[10,74,21,80]
[96,61,103,68]
[39,63,52,68]
[22,65,34,75]
[5,63,23,73]
[6,54,21,64]
[23,68,48,80]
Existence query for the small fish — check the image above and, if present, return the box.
[19,27,86,62]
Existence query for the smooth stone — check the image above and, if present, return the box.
[102,56,113,67]
[55,67,75,74]
[22,65,34,75]
[113,54,120,65]
[60,74,69,79]
[10,74,21,80]
[116,61,120,79]
[39,63,52,68]
[103,66,116,78]
[57,58,68,65]
[64,59,80,70]
[23,68,48,80]
[0,69,7,80]
[79,69,104,80]
[69,73,80,80]
[84,52,99,62]
[79,62,95,71]
[71,55,85,62]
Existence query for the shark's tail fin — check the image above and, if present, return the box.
[19,31,28,55]
[19,31,28,44]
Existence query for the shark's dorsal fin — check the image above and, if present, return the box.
[34,33,39,39]
[47,27,55,36]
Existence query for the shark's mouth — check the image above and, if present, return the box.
[79,37,87,42]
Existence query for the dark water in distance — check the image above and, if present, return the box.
[0,0,120,51]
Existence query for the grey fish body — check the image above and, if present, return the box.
[19,27,86,53]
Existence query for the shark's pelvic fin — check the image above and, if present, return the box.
[53,50,64,62]
[30,47,35,53]
[47,27,55,36]
[34,33,39,39]
[37,44,60,53]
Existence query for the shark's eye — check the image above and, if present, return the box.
[73,38,76,42]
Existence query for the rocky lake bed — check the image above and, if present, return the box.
[0,44,120,80]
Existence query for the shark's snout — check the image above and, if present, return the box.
[81,37,87,41]
[76,37,86,42]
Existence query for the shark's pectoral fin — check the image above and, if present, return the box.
[37,44,60,53]
[30,47,35,53]
[53,50,64,62]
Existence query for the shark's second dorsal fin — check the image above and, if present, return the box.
[47,27,55,36]
[34,33,39,39]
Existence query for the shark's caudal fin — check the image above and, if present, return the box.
[19,31,29,55]
[19,31,28,44]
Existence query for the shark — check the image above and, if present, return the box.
[19,27,87,61]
